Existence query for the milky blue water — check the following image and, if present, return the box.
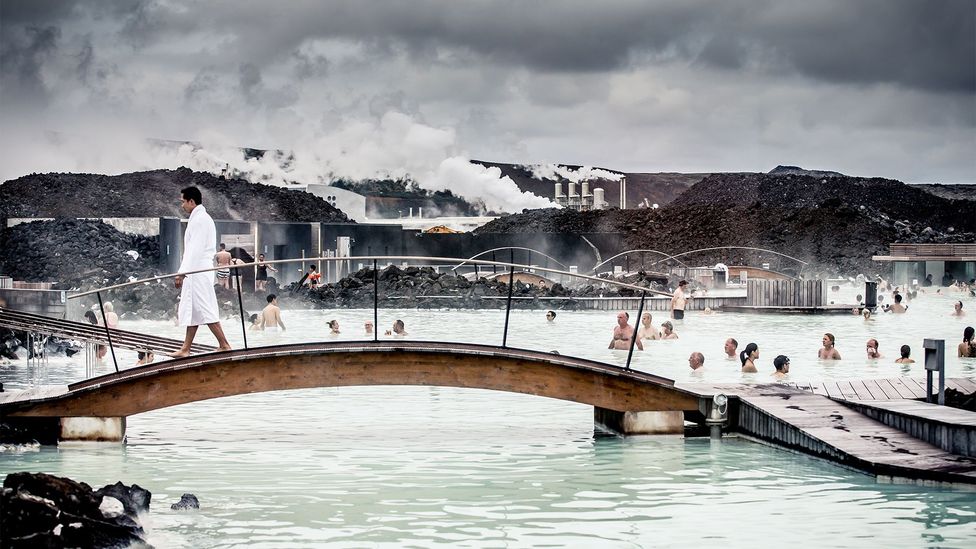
[2,288,975,547]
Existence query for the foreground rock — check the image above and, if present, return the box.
[1,472,152,548]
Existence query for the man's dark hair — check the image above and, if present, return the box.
[181,186,203,204]
[309,265,317,271]
[773,355,790,371]
[728,337,738,348]
[895,294,903,303]
[267,294,277,303]
[219,243,226,250]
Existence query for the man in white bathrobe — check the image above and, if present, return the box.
[172,186,232,357]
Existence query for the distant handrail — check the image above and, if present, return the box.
[644,246,809,268]
[451,247,568,271]
[589,249,689,273]
[68,255,673,299]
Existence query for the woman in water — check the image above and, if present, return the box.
[328,320,341,335]
[740,343,759,373]
[895,345,915,364]
[661,321,678,340]
[959,327,976,358]
[818,333,841,360]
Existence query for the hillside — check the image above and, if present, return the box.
[476,172,976,275]
[0,167,350,222]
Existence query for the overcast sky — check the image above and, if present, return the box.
[1,0,974,190]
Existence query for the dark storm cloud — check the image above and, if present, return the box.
[4,1,971,93]
[0,24,60,106]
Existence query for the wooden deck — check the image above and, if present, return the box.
[676,378,976,484]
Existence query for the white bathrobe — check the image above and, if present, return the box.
[177,205,220,327]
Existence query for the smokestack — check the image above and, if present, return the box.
[419,207,423,218]
[620,176,626,209]
[567,181,576,199]
[409,207,413,218]
[555,182,563,200]
[593,188,605,210]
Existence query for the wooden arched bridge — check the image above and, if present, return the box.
[0,341,704,443]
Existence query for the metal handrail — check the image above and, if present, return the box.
[590,249,689,273]
[644,246,809,269]
[451,247,569,271]
[68,255,673,299]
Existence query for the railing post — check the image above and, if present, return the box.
[373,258,379,342]
[96,291,119,373]
[502,264,516,348]
[234,268,248,350]
[625,290,646,371]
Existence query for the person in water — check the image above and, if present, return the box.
[261,294,286,331]
[724,338,738,359]
[609,311,643,350]
[895,345,915,364]
[688,352,705,371]
[327,320,340,334]
[818,333,841,360]
[771,355,790,380]
[386,319,408,336]
[637,312,660,340]
[959,327,976,358]
[866,338,883,359]
[364,321,374,336]
[887,293,907,313]
[952,301,965,317]
[546,310,556,322]
[661,321,678,339]
[740,343,759,373]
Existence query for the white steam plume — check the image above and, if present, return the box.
[524,163,624,183]
[1,112,555,214]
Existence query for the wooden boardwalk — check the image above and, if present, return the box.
[792,377,976,401]
[676,377,976,484]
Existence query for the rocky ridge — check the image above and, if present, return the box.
[0,167,350,222]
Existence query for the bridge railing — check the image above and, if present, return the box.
[58,255,670,382]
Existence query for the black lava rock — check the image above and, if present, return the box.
[170,493,199,510]
[1,472,152,548]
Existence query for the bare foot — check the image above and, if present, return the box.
[217,346,232,352]
[169,351,191,358]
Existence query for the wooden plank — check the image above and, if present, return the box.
[886,378,920,400]
[848,380,874,401]
[809,382,828,396]
[820,382,841,399]
[950,378,976,394]
[836,381,860,401]
[874,378,899,400]
[902,377,929,399]
[860,379,888,400]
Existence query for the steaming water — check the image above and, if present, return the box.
[2,289,975,547]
